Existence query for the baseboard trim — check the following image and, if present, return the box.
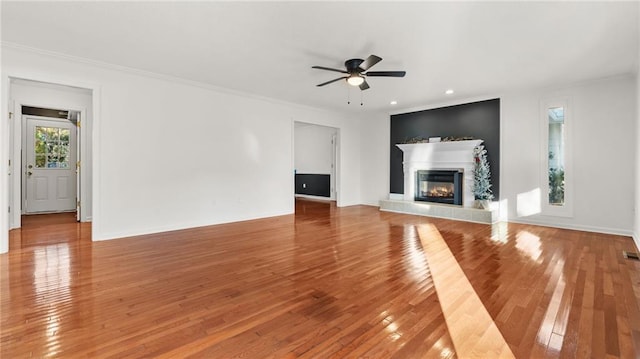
[633,232,640,251]
[507,218,634,237]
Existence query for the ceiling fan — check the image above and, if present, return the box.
[312,55,406,90]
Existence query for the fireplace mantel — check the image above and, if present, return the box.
[396,140,483,163]
[396,140,483,207]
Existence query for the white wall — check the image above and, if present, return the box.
[0,45,362,250]
[9,79,93,227]
[1,59,8,254]
[294,122,336,174]
[359,112,390,206]
[503,75,636,235]
[635,77,640,247]
[635,49,640,249]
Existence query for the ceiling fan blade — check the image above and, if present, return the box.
[358,55,382,71]
[317,77,347,87]
[359,80,370,91]
[364,71,406,77]
[312,66,348,74]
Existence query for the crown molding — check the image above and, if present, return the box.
[1,41,352,118]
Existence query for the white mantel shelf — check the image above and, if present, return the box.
[396,139,483,155]
[396,139,483,208]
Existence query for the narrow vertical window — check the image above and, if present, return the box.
[547,107,564,206]
[541,99,572,217]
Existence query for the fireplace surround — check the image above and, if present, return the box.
[396,140,483,207]
[382,139,496,223]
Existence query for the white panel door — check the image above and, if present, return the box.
[25,117,77,213]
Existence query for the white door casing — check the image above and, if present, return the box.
[331,133,337,200]
[75,112,81,221]
[24,116,77,213]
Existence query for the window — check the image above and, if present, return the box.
[541,99,572,216]
[34,126,71,169]
[547,107,564,205]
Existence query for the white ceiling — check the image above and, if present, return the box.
[2,1,638,114]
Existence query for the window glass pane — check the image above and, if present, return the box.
[548,107,565,206]
[47,154,59,165]
[35,140,46,155]
[47,128,59,141]
[35,155,46,168]
[34,125,72,169]
[60,129,70,142]
[59,146,69,162]
[36,127,47,141]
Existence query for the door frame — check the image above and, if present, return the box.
[6,76,96,233]
[292,121,341,205]
[21,114,79,216]
[1,72,101,254]
[331,133,338,200]
[12,101,88,228]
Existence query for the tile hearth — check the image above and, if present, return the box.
[379,199,498,224]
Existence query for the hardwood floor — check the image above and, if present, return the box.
[1,200,639,358]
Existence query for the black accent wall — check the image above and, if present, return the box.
[390,99,500,199]
[295,174,331,197]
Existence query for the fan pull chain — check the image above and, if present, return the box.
[347,87,351,105]
[360,90,364,106]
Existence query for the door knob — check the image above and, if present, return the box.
[27,164,33,169]
[27,171,32,176]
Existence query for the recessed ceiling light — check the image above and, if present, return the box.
[390,100,398,105]
[445,89,454,95]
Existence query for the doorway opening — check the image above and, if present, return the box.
[293,122,339,208]
[22,108,79,215]
[7,78,93,250]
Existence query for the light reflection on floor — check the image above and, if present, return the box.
[535,258,567,352]
[403,224,429,282]
[515,230,543,262]
[418,223,515,358]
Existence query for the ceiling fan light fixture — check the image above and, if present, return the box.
[347,74,364,86]
[313,55,405,91]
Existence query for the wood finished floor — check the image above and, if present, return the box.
[1,199,639,358]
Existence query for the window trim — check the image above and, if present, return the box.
[540,98,573,217]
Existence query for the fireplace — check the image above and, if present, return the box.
[415,170,463,205]
[397,140,482,207]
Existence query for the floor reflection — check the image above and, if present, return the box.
[515,230,543,262]
[417,223,515,358]
[536,260,567,352]
[34,244,71,297]
[4,212,92,357]
[403,224,429,282]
